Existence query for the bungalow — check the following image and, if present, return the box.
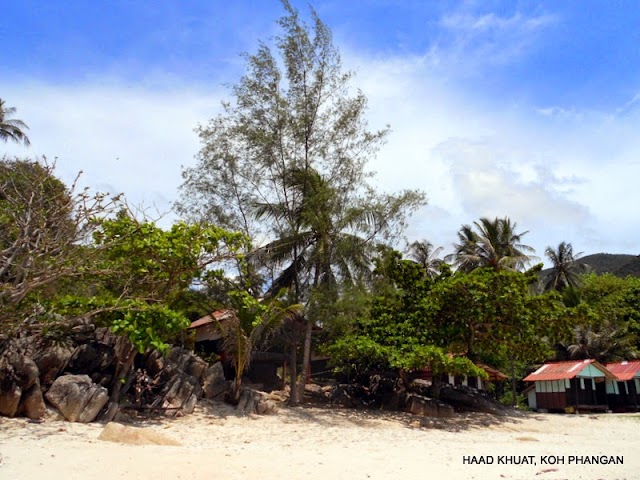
[605,360,640,412]
[412,362,507,393]
[187,310,286,392]
[523,359,616,413]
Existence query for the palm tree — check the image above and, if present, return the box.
[253,167,374,296]
[0,99,30,146]
[448,216,536,272]
[252,167,375,404]
[543,241,587,292]
[217,291,303,402]
[407,239,444,279]
[567,322,638,363]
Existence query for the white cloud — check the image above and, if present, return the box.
[344,48,640,260]
[434,8,558,70]
[3,36,640,263]
[1,80,226,224]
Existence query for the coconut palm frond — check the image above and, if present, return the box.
[0,99,30,146]
[543,241,588,292]
[449,217,536,273]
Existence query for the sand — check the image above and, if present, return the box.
[0,402,637,480]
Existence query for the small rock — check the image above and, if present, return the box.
[98,422,181,446]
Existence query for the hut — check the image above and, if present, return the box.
[523,359,616,413]
[412,362,507,393]
[187,310,286,392]
[605,360,640,412]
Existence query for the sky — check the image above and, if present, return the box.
[2,0,640,264]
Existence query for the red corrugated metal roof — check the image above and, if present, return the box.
[605,361,640,381]
[188,309,234,329]
[475,363,508,381]
[523,359,614,381]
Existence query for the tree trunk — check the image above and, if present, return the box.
[301,318,313,385]
[288,322,299,406]
[510,355,516,407]
[103,337,137,422]
[432,374,443,400]
[110,339,137,401]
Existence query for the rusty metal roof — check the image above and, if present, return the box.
[188,309,235,329]
[605,361,640,381]
[475,363,508,381]
[523,359,615,381]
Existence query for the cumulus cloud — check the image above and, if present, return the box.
[1,80,226,224]
[342,44,640,259]
[3,17,640,260]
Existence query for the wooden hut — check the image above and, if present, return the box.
[187,310,286,392]
[605,361,640,412]
[412,362,507,393]
[523,359,616,413]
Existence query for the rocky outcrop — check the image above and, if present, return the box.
[0,351,46,419]
[1,323,227,422]
[142,347,218,415]
[45,374,109,422]
[405,393,454,418]
[18,382,47,418]
[202,362,228,400]
[32,344,74,387]
[237,387,279,415]
[439,385,510,416]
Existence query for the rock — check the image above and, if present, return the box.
[185,356,207,382]
[255,398,278,415]
[439,385,510,416]
[144,350,165,378]
[94,327,118,348]
[45,374,109,423]
[161,372,202,414]
[18,382,46,419]
[32,344,74,387]
[405,393,454,418]
[237,387,279,415]
[0,382,21,417]
[13,355,39,392]
[98,422,181,446]
[0,351,41,418]
[65,343,115,377]
[266,390,289,403]
[202,362,227,400]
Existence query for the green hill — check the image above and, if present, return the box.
[540,253,640,279]
[579,253,640,277]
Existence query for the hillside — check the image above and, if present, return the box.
[540,253,640,279]
[580,253,640,277]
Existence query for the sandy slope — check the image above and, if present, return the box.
[0,402,637,480]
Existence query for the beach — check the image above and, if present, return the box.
[0,403,637,480]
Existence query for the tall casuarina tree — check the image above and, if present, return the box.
[178,1,424,404]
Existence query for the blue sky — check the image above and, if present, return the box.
[2,0,640,262]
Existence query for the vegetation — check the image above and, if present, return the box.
[542,241,587,292]
[447,217,536,273]
[218,291,302,402]
[2,2,640,417]
[178,0,424,404]
[0,99,30,146]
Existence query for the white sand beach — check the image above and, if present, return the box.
[0,403,637,480]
